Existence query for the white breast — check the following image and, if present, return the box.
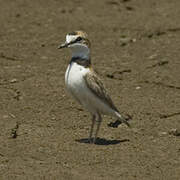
[65,62,89,96]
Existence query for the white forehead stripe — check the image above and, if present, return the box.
[66,35,78,43]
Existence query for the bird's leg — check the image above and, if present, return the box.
[89,114,96,143]
[93,113,102,144]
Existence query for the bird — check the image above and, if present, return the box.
[58,30,130,144]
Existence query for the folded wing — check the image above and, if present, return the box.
[84,70,119,112]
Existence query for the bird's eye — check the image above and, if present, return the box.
[76,37,82,41]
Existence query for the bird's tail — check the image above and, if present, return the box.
[114,112,130,127]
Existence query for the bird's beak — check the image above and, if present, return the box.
[58,38,78,49]
[57,42,69,49]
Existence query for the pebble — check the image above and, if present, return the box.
[9,78,18,83]
[159,131,168,136]
[41,56,48,60]
[148,54,158,60]
[135,86,141,90]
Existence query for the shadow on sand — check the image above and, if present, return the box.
[75,137,130,145]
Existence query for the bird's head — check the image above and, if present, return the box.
[58,31,90,49]
[58,31,91,59]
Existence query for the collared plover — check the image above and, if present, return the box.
[58,31,130,144]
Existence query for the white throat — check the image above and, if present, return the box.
[71,44,90,59]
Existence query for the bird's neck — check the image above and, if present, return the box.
[71,44,90,60]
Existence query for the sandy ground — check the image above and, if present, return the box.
[0,0,180,179]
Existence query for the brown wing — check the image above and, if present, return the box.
[84,70,119,112]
